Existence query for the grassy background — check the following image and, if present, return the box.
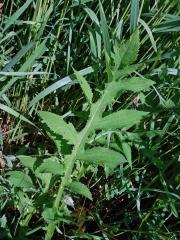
[0,0,179,239]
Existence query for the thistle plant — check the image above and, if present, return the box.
[7,31,155,239]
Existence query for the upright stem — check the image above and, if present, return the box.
[45,223,56,240]
[45,145,83,240]
[45,84,110,239]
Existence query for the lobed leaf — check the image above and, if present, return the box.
[113,64,140,81]
[89,77,154,122]
[112,30,139,69]
[8,171,34,188]
[78,147,126,170]
[95,110,148,130]
[36,158,64,175]
[67,181,92,200]
[117,77,155,92]
[39,111,78,145]
[74,70,93,104]
[18,156,36,171]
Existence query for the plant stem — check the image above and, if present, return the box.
[45,148,79,239]
[45,223,56,240]
[45,84,112,239]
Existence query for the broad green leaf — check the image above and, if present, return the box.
[38,111,78,145]
[36,158,64,175]
[74,70,93,104]
[113,64,140,80]
[37,173,52,187]
[16,191,34,215]
[160,98,175,109]
[18,156,36,170]
[46,129,72,155]
[117,77,155,92]
[8,171,33,188]
[42,208,56,224]
[67,181,92,200]
[89,77,153,123]
[42,208,72,224]
[78,147,126,169]
[95,110,148,130]
[112,30,139,69]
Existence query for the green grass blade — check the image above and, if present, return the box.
[0,72,47,76]
[115,19,123,40]
[0,103,35,126]
[28,66,95,109]
[84,7,100,26]
[89,27,98,60]
[154,15,180,33]
[0,39,47,97]
[139,18,157,52]
[1,41,35,72]
[35,2,54,40]
[130,0,139,33]
[99,1,111,55]
[2,0,33,33]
